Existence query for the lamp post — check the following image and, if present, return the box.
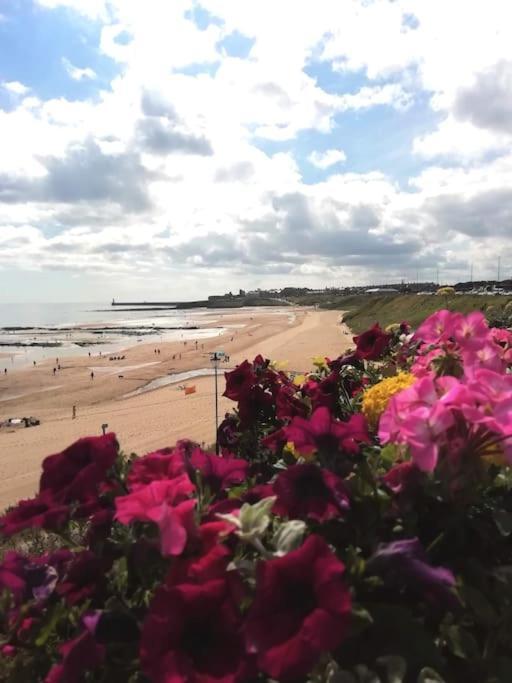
[209,351,225,454]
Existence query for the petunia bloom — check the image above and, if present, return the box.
[353,324,391,361]
[367,538,456,606]
[223,360,256,401]
[273,463,349,522]
[140,577,247,683]
[280,406,370,459]
[115,475,196,556]
[39,433,118,504]
[245,534,351,681]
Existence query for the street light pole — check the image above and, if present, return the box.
[210,351,225,454]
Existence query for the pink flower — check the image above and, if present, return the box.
[414,310,462,345]
[452,311,490,350]
[115,475,196,556]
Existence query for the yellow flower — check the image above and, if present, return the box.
[283,441,315,462]
[362,372,416,430]
[312,356,328,371]
[293,374,306,386]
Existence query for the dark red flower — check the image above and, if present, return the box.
[245,535,351,681]
[237,385,274,427]
[39,433,118,504]
[56,551,110,606]
[276,384,309,420]
[273,464,349,522]
[223,360,256,401]
[303,372,340,411]
[217,414,241,451]
[45,629,105,683]
[327,352,364,372]
[0,493,69,537]
[279,406,370,458]
[140,577,247,683]
[0,552,31,604]
[353,324,391,361]
[382,461,419,494]
[189,448,248,493]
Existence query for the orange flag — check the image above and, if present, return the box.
[184,385,197,395]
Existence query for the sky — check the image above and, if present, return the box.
[0,0,511,302]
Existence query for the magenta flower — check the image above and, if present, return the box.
[140,577,248,683]
[282,406,370,458]
[127,447,186,491]
[245,535,351,681]
[45,629,105,683]
[188,448,249,493]
[273,463,349,522]
[115,475,196,556]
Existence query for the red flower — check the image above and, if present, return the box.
[280,406,370,458]
[353,324,391,361]
[39,433,118,504]
[273,464,349,522]
[223,360,256,401]
[0,493,69,537]
[245,535,351,681]
[45,629,105,683]
[140,577,247,683]
[188,448,248,493]
[115,475,196,556]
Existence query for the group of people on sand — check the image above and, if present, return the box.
[109,355,126,361]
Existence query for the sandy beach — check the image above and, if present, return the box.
[0,308,352,510]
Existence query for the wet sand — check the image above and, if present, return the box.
[0,308,352,510]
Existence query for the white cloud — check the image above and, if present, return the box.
[308,149,346,169]
[1,0,511,295]
[2,81,30,95]
[62,57,97,81]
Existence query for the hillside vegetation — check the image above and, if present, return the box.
[326,294,512,333]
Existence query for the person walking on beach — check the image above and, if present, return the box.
[53,367,56,376]
[33,360,36,367]
[72,405,76,419]
[90,371,94,380]
[3,368,6,375]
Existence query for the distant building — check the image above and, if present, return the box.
[365,288,400,294]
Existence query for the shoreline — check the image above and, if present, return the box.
[0,308,352,510]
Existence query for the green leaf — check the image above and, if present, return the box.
[272,520,306,556]
[445,624,479,660]
[459,584,498,628]
[417,668,446,683]
[493,509,512,537]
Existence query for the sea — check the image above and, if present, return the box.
[0,302,229,369]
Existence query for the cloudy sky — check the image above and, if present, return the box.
[1,0,511,302]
